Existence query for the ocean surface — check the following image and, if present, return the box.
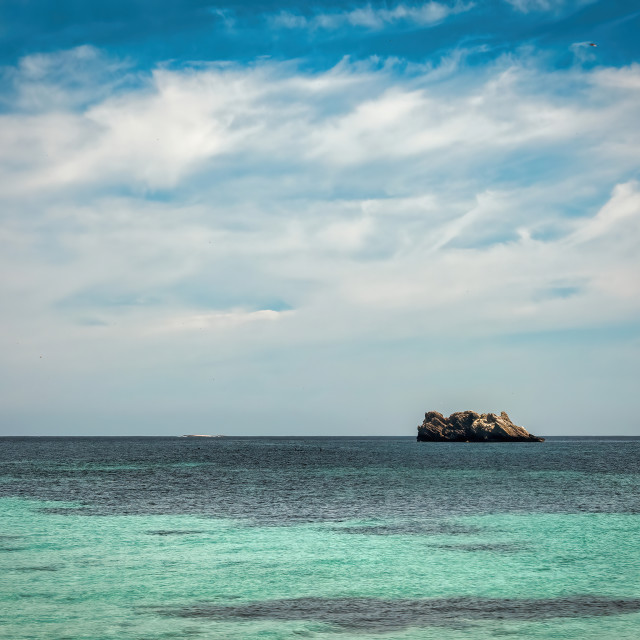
[1,436,639,640]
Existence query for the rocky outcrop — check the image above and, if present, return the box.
[417,411,544,442]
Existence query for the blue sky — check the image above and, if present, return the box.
[1,0,639,435]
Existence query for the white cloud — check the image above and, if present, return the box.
[568,180,640,246]
[1,48,640,432]
[3,51,637,198]
[1,45,133,112]
[155,309,291,333]
[505,0,595,13]
[271,1,474,30]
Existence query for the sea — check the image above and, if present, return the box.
[1,436,639,640]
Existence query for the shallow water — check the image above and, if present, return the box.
[1,437,639,639]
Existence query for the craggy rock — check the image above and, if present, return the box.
[417,411,544,442]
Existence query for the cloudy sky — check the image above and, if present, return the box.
[1,0,639,435]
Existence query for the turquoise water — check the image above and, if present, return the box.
[1,437,639,639]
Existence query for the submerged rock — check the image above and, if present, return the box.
[417,411,544,442]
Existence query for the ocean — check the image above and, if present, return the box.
[1,436,639,639]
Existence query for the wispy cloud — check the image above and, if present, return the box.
[1,46,639,432]
[1,45,134,112]
[271,2,474,30]
[504,0,595,13]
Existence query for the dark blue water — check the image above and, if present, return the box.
[1,436,638,522]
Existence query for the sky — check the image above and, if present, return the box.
[1,0,639,436]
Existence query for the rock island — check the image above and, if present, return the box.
[417,411,544,442]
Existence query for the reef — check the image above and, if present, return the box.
[417,411,544,442]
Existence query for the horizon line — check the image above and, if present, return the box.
[1,434,638,438]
